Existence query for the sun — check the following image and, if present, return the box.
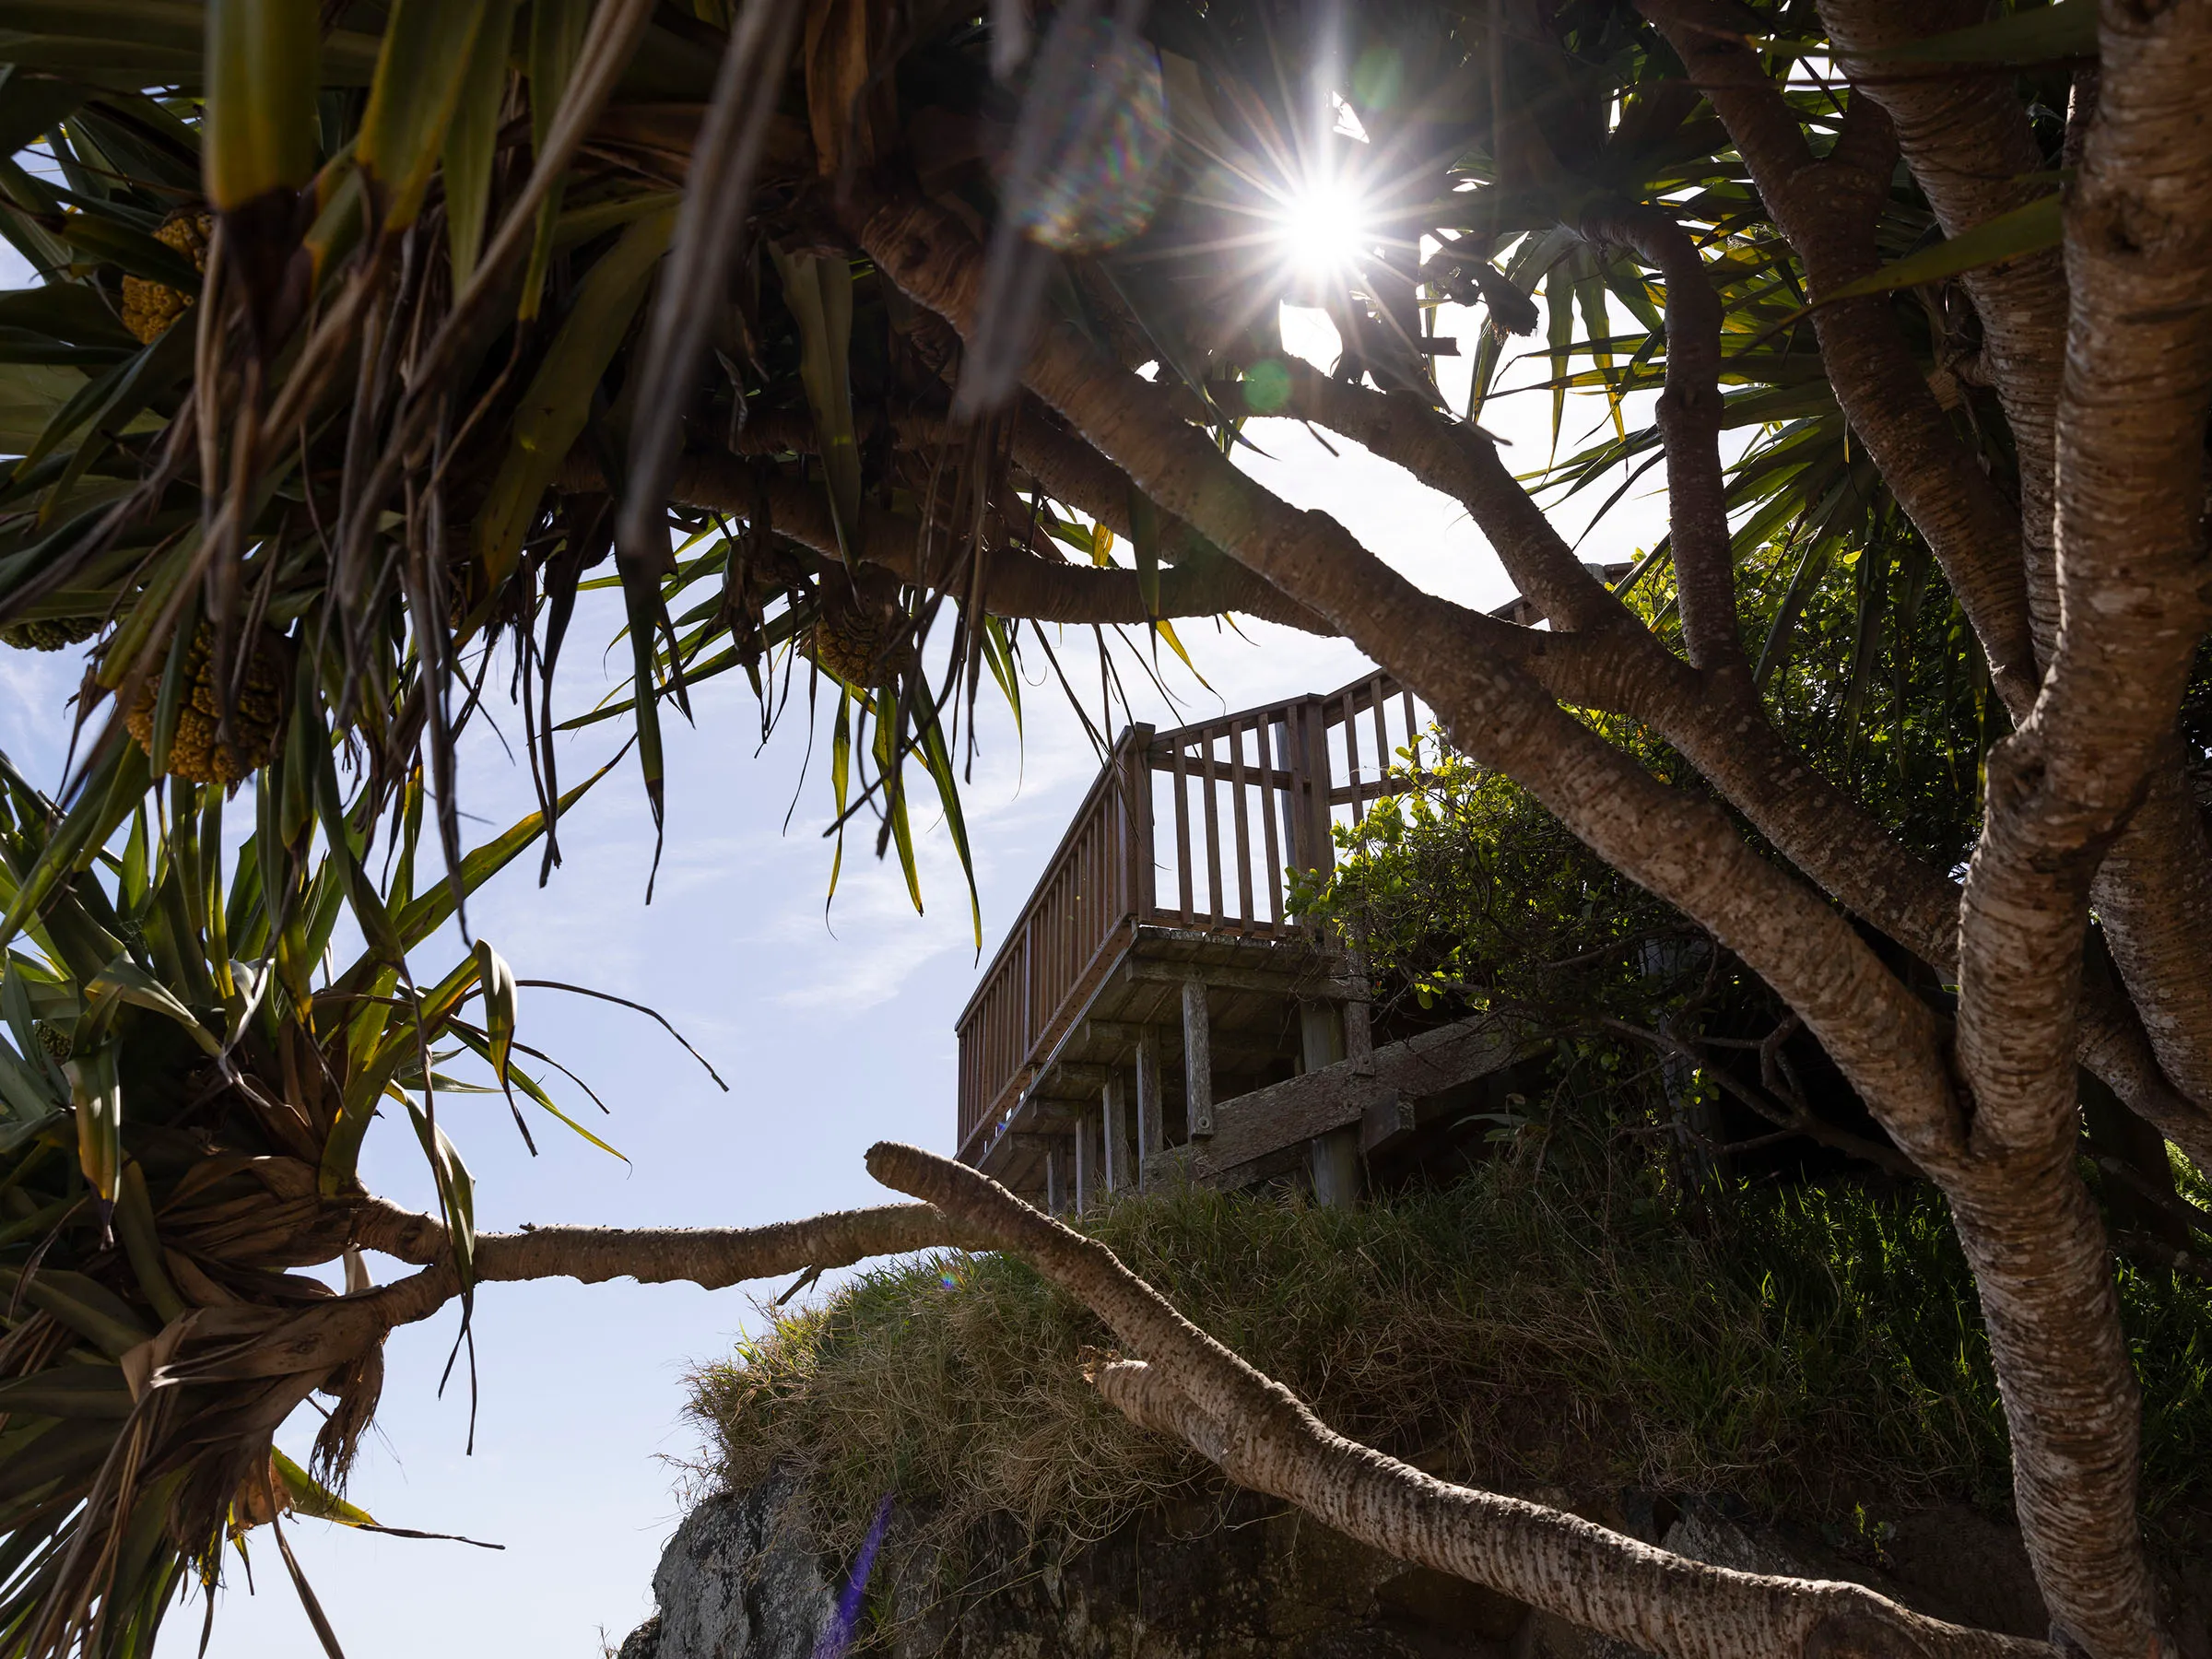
[1277,182,1370,279]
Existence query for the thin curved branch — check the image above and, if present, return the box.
[1592,1015,1921,1178]
[1582,206,1742,672]
[865,1141,2048,1659]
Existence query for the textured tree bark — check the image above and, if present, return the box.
[2092,770,2212,1112]
[1641,0,2040,716]
[1824,0,2212,1135]
[350,1199,983,1290]
[866,1141,2052,1659]
[1822,0,2067,662]
[1943,5,2212,1643]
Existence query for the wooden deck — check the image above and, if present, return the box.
[952,667,1531,1207]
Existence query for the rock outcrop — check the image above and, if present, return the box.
[622,1475,2212,1659]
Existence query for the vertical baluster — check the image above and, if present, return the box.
[1259,712,1284,928]
[1402,685,1418,767]
[1371,673,1390,792]
[1307,700,1335,877]
[1344,687,1364,822]
[1229,718,1253,927]
[1201,725,1223,927]
[1172,738,1194,923]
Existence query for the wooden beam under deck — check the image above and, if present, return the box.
[1192,1015,1531,1185]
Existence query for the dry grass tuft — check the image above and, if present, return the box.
[687,1160,2212,1559]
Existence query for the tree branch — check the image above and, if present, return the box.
[1822,0,2066,660]
[349,1198,986,1289]
[1640,0,2040,715]
[865,1141,2049,1659]
[1582,206,1743,672]
[1938,3,2212,1643]
[1252,359,2212,1171]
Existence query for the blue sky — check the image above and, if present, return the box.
[0,255,1666,1651]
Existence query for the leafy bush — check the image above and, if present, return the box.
[690,1158,2212,1559]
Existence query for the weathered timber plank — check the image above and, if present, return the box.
[1193,1016,1524,1178]
[1121,958,1361,998]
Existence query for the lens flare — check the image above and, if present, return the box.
[1278,183,1369,277]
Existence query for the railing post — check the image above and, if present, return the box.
[1133,726,1158,919]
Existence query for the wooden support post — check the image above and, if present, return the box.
[1102,1072,1131,1192]
[1301,1001,1361,1206]
[1045,1146,1065,1215]
[1344,950,1375,1074]
[1344,997,1373,1071]
[1182,979,1214,1137]
[1075,1112,1095,1213]
[1135,1028,1164,1182]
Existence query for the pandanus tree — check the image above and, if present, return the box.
[0,0,2206,1653]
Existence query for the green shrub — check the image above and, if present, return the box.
[688,1159,2212,1557]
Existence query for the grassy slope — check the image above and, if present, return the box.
[689,1159,2212,1559]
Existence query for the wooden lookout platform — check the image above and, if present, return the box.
[951,666,1540,1211]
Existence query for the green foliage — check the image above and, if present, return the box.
[692,1159,2212,1559]
[1288,738,1686,1024]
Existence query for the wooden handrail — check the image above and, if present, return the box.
[955,667,1431,1163]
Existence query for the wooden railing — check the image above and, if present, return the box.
[956,727,1154,1158]
[953,670,1428,1161]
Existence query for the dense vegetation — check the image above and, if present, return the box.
[0,0,2209,1653]
[699,1157,2212,1559]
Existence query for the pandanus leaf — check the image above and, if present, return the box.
[442,0,518,285]
[203,0,319,211]
[473,203,677,588]
[471,938,518,1089]
[1813,194,2062,309]
[355,0,500,229]
[769,241,863,564]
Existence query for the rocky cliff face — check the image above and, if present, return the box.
[619,1475,2210,1659]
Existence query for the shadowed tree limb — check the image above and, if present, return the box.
[1941,4,2212,1642]
[1580,206,1742,674]
[865,1140,2051,1659]
[1639,0,2040,716]
[560,450,1330,630]
[1821,0,2066,660]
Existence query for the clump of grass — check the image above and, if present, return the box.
[687,1159,2212,1559]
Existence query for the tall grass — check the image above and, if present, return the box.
[688,1159,2212,1559]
